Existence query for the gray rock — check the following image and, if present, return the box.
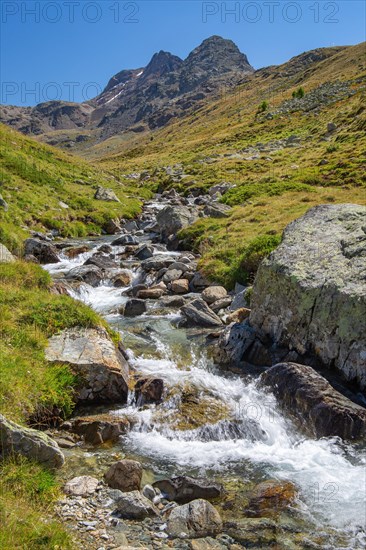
[65,265,103,287]
[0,193,9,211]
[153,476,223,504]
[122,298,147,317]
[261,363,366,440]
[156,205,198,239]
[115,490,159,519]
[84,254,119,270]
[24,238,59,264]
[215,322,256,364]
[94,186,120,202]
[163,269,183,283]
[181,299,223,327]
[249,204,366,389]
[202,286,227,304]
[63,476,99,496]
[45,327,129,404]
[142,484,156,501]
[160,295,186,308]
[210,297,233,312]
[141,255,176,271]
[167,499,222,538]
[105,460,142,492]
[171,279,190,294]
[190,272,211,291]
[0,413,64,469]
[71,414,130,445]
[327,122,337,132]
[0,243,15,263]
[112,235,139,246]
[134,245,154,260]
[203,204,231,218]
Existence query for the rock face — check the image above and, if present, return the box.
[249,204,366,388]
[0,414,64,468]
[0,243,15,263]
[105,460,142,492]
[45,327,129,404]
[167,499,223,538]
[261,363,366,440]
[153,476,223,504]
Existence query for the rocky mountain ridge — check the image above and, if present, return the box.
[0,36,253,141]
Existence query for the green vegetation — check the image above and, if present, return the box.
[292,86,305,99]
[0,261,111,423]
[257,100,268,113]
[0,457,74,549]
[0,123,152,253]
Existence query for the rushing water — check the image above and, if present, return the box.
[45,200,366,548]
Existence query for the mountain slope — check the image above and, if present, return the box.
[0,124,149,251]
[0,36,254,144]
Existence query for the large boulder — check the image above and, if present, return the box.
[0,243,15,263]
[122,298,147,317]
[249,204,366,388]
[181,299,223,327]
[156,205,198,240]
[153,476,223,504]
[24,238,59,264]
[65,265,103,287]
[0,414,64,468]
[45,327,129,404]
[203,203,231,218]
[261,363,366,440]
[105,459,142,492]
[167,499,223,539]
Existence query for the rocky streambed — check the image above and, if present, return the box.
[31,194,366,549]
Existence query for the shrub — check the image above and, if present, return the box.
[292,87,305,99]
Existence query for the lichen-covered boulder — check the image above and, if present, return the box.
[45,327,129,404]
[250,204,366,388]
[0,414,64,468]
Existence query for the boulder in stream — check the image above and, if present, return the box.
[261,362,366,440]
[45,327,129,404]
[65,264,103,287]
[24,238,59,264]
[122,298,147,316]
[181,299,223,327]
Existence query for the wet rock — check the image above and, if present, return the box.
[249,204,366,389]
[248,480,297,517]
[171,278,190,294]
[169,261,192,273]
[115,490,159,519]
[63,476,99,497]
[65,264,103,287]
[112,270,133,287]
[104,218,122,234]
[112,235,139,246]
[45,327,129,404]
[135,377,164,405]
[181,299,223,327]
[94,186,120,202]
[0,413,64,469]
[202,286,227,304]
[167,499,223,539]
[84,254,119,270]
[225,518,277,547]
[153,476,224,504]
[142,484,156,501]
[226,308,251,324]
[24,238,59,264]
[71,414,130,445]
[134,244,154,260]
[230,286,251,311]
[261,362,366,440]
[141,255,175,271]
[161,295,186,308]
[215,322,256,364]
[137,287,166,299]
[122,298,147,316]
[64,245,90,258]
[0,243,15,263]
[105,460,142,492]
[203,204,231,218]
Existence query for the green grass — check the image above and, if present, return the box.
[0,123,152,252]
[0,457,75,549]
[0,261,112,424]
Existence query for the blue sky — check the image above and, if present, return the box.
[1,1,365,105]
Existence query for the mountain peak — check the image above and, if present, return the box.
[143,50,183,79]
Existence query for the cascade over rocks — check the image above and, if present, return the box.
[45,327,129,404]
[261,363,366,440]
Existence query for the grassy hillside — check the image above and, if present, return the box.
[0,123,151,253]
[93,43,366,285]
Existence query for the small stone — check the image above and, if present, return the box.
[171,279,190,294]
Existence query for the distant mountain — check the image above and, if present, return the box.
[0,36,254,142]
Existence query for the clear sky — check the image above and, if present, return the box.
[1,1,365,106]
